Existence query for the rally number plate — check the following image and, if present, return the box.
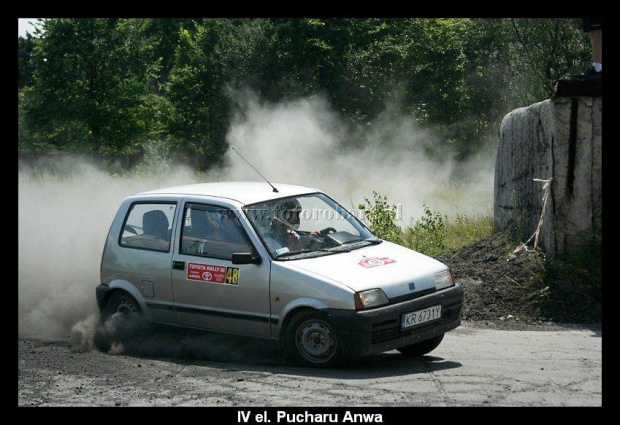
[401,305,441,330]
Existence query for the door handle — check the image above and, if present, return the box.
[172,261,185,270]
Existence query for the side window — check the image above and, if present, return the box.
[120,203,176,252]
[181,204,252,260]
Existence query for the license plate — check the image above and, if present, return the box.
[401,305,441,330]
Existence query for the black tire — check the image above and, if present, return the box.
[105,290,142,317]
[285,311,342,367]
[397,334,444,357]
[102,291,148,344]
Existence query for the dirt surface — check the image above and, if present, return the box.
[437,231,602,329]
[17,322,602,407]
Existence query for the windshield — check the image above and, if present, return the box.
[243,193,379,260]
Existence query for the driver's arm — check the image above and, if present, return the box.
[299,230,320,249]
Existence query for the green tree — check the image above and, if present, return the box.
[504,18,590,103]
[132,19,193,86]
[164,19,228,169]
[164,18,277,169]
[18,18,591,168]
[19,18,161,156]
[18,34,36,89]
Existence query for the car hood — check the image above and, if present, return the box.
[286,241,449,299]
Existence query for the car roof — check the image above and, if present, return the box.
[138,182,320,205]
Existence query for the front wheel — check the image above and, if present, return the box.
[285,311,342,367]
[397,334,444,357]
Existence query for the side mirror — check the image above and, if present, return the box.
[231,252,262,265]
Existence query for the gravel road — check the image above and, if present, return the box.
[18,321,602,407]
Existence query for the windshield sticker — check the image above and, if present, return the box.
[275,247,290,256]
[358,257,397,268]
[187,262,237,285]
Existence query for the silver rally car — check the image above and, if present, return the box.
[97,182,463,367]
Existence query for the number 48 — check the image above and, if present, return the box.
[226,267,239,285]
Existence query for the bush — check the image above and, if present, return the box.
[403,205,446,257]
[359,191,402,243]
[361,192,493,257]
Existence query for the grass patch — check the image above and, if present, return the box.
[361,192,493,257]
[443,213,495,251]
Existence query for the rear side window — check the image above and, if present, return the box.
[120,203,177,252]
[181,204,252,260]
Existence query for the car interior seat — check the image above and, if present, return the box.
[142,210,170,241]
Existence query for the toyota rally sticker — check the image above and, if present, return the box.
[187,262,240,285]
[358,257,397,268]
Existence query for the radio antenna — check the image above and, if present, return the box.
[231,147,279,193]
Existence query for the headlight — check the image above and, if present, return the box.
[354,288,389,310]
[435,269,456,290]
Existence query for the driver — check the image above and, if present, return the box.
[264,198,318,254]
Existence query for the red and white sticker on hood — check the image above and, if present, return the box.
[358,256,397,268]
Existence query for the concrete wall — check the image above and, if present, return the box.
[494,97,602,255]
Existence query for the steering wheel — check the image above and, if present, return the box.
[319,227,337,237]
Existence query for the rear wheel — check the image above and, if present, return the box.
[397,334,444,357]
[285,311,342,367]
[97,291,147,350]
[105,291,142,319]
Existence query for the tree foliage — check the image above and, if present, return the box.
[18,18,591,167]
[19,19,161,155]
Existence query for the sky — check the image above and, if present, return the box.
[18,18,41,38]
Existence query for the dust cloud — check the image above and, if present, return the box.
[218,93,494,224]
[18,93,495,346]
[18,158,199,342]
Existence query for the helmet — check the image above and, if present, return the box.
[275,198,302,230]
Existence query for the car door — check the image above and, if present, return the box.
[170,200,271,338]
[112,200,179,325]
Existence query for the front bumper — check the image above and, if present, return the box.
[325,283,463,357]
